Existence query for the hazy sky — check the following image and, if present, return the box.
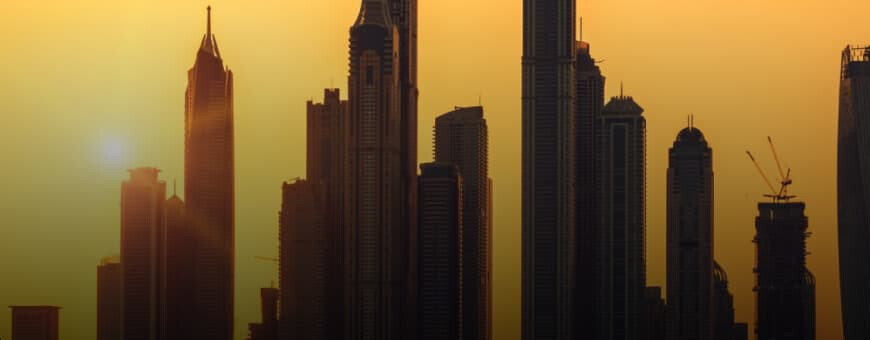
[0,1,865,339]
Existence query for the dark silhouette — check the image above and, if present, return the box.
[712,262,740,340]
[164,189,192,340]
[641,287,666,340]
[417,162,464,340]
[754,202,815,340]
[521,0,577,338]
[666,124,714,340]
[9,306,60,340]
[837,44,870,340]
[246,288,278,340]
[434,106,491,340]
[183,7,235,340]
[96,258,120,340]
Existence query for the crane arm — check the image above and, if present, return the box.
[747,151,777,195]
[767,136,787,181]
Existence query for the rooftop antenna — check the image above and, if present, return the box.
[579,17,583,41]
[207,6,212,36]
[173,178,177,196]
[620,82,624,98]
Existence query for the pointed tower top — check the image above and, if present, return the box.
[355,0,392,27]
[207,6,212,36]
[199,6,221,58]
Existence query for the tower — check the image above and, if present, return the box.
[344,1,403,339]
[666,124,714,340]
[97,257,121,340]
[837,44,870,340]
[10,306,60,340]
[594,93,646,340]
[521,0,577,338]
[434,106,490,340]
[184,7,235,340]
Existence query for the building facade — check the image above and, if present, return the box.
[521,0,577,338]
[666,125,714,340]
[574,39,606,338]
[594,94,646,340]
[417,162,464,340]
[641,287,666,340]
[838,44,870,340]
[120,167,166,340]
[164,192,191,340]
[97,258,121,340]
[344,1,403,339]
[10,306,60,340]
[247,288,279,340]
[434,106,490,340]
[754,202,815,340]
[279,180,330,339]
[712,262,736,340]
[183,7,235,340]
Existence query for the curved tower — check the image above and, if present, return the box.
[344,1,403,339]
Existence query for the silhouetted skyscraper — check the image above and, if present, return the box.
[121,167,166,340]
[712,262,736,340]
[733,323,749,340]
[574,39,606,338]
[417,162,463,340]
[344,1,403,339]
[247,287,279,340]
[279,179,330,339]
[594,93,646,340]
[97,257,120,340]
[184,7,235,340]
[164,190,191,340]
[521,0,576,338]
[10,306,60,340]
[837,44,870,340]
[434,106,490,340]
[641,287,666,340]
[754,202,815,340]
[666,124,714,340]
[306,88,348,339]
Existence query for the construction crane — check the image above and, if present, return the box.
[746,136,796,202]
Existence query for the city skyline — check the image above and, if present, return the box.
[0,1,863,340]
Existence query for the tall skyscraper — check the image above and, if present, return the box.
[594,93,646,340]
[521,0,576,338]
[417,162,464,340]
[306,88,348,339]
[164,190,191,340]
[666,124,714,340]
[184,7,234,340]
[434,106,490,340]
[10,306,60,340]
[97,257,121,340]
[837,44,870,340]
[121,167,167,340]
[754,202,815,340]
[344,1,403,339]
[574,39,605,337]
[279,179,330,339]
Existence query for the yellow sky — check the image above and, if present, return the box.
[0,1,865,339]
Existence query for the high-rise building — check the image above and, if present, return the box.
[344,1,403,339]
[754,202,815,340]
[97,257,121,340]
[641,287,666,340]
[434,106,490,340]
[279,179,330,339]
[184,7,235,340]
[121,167,167,340]
[164,189,191,340]
[246,288,279,340]
[521,0,576,338]
[574,39,606,338]
[417,162,464,340]
[837,44,870,340]
[666,124,714,340]
[10,306,60,340]
[712,262,736,340]
[732,323,749,340]
[306,88,349,339]
[594,93,646,340]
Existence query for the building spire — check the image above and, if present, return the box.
[207,6,212,37]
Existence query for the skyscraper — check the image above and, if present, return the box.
[344,1,403,339]
[246,287,279,340]
[666,124,714,340]
[434,106,490,340]
[641,287,666,340]
[837,44,870,340]
[712,262,736,340]
[10,306,60,340]
[306,88,348,339]
[594,93,646,340]
[417,162,464,340]
[574,39,605,337]
[521,0,576,338]
[120,167,166,340]
[184,7,234,340]
[97,257,120,340]
[279,179,330,339]
[164,190,191,340]
[754,202,815,340]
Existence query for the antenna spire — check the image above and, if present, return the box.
[207,6,212,36]
[620,82,624,98]
[579,17,583,41]
[173,178,177,196]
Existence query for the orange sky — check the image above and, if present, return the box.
[0,1,866,339]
